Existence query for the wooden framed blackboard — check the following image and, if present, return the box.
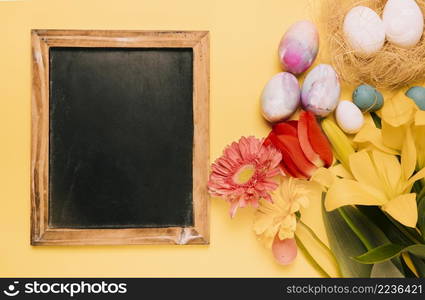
[31,30,209,245]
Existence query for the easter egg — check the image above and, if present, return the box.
[278,20,319,75]
[261,72,301,122]
[301,64,340,117]
[335,100,364,134]
[352,84,384,112]
[343,6,386,56]
[383,0,424,48]
[406,86,425,110]
[272,236,298,265]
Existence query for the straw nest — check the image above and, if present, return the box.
[316,0,425,90]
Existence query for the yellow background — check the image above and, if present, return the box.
[0,0,339,277]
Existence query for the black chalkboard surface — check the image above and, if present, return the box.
[49,47,194,229]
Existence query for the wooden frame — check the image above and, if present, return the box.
[31,30,210,246]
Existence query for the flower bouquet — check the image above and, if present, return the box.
[208,14,425,277]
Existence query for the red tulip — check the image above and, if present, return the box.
[264,110,333,178]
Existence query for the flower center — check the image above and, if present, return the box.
[233,164,256,185]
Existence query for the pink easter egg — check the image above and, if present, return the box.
[272,236,298,265]
[278,20,319,75]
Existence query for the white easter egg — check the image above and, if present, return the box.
[261,72,300,122]
[383,0,424,48]
[335,100,364,134]
[343,6,386,55]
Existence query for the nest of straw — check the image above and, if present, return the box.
[317,0,425,90]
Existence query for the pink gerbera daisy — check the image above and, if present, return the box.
[208,136,282,217]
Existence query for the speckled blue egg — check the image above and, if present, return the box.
[352,84,384,112]
[406,86,425,110]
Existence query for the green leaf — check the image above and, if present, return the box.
[412,180,423,201]
[409,254,425,277]
[338,206,390,249]
[339,206,405,273]
[322,198,372,277]
[353,244,425,264]
[384,212,425,244]
[357,206,414,246]
[371,261,405,278]
[295,236,330,278]
[370,112,382,129]
[400,255,417,278]
[323,203,406,276]
[354,244,405,264]
[407,244,425,259]
[295,221,341,278]
[418,186,425,201]
[418,196,425,237]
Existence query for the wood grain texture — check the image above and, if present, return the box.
[31,30,210,246]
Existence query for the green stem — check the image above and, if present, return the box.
[370,112,382,129]
[297,221,342,278]
[298,221,333,254]
[338,208,374,250]
[295,235,331,278]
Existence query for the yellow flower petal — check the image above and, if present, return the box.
[354,122,399,155]
[325,179,387,211]
[253,199,276,235]
[382,193,418,228]
[310,164,354,193]
[381,91,416,127]
[382,121,407,151]
[253,214,274,235]
[310,167,336,189]
[331,164,353,179]
[404,167,425,191]
[401,126,416,181]
[349,151,383,190]
[415,110,425,126]
[295,195,310,208]
[278,226,295,240]
[255,216,281,248]
[254,176,320,249]
[363,113,375,126]
[260,230,277,249]
[355,143,399,157]
[372,150,401,195]
[296,180,322,203]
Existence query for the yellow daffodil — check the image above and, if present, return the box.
[319,127,425,228]
[253,176,321,248]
